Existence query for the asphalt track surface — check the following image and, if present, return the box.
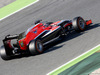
[0,0,100,75]
[0,0,16,8]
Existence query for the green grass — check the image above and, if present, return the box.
[0,0,37,20]
[59,52,100,75]
[49,45,100,75]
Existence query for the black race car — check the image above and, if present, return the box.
[0,16,92,60]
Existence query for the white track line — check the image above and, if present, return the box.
[0,0,39,21]
[47,44,100,75]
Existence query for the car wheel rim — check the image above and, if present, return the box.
[37,42,43,52]
[79,19,85,29]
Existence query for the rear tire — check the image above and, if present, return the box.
[0,45,11,60]
[29,40,44,55]
[72,16,86,32]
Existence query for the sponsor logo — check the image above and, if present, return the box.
[20,41,24,47]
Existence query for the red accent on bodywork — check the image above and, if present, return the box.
[17,19,92,51]
[18,22,61,50]
[51,21,61,25]
[7,40,13,49]
[50,26,59,31]
[25,23,45,44]
[64,22,72,28]
[19,38,27,50]
[86,20,92,25]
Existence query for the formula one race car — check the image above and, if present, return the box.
[0,16,92,60]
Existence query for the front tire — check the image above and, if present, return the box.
[0,45,11,60]
[72,16,86,32]
[29,40,44,55]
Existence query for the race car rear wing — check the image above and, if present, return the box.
[3,34,19,50]
[3,34,18,41]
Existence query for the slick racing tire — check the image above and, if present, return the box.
[0,45,11,60]
[72,16,86,32]
[29,40,44,55]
